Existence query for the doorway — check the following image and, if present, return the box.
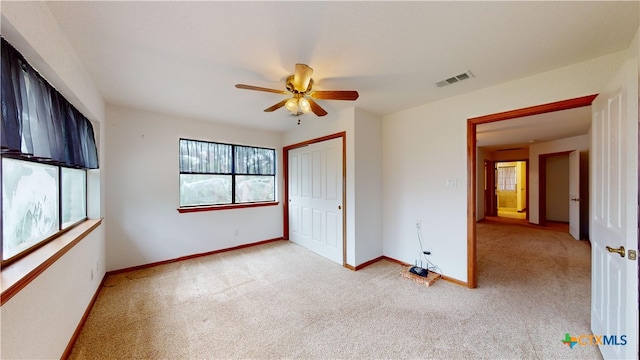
[539,152,571,226]
[283,132,347,265]
[486,160,528,220]
[466,94,597,288]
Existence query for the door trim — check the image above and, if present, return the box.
[283,132,347,265]
[467,94,597,288]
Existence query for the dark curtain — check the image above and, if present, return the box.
[1,37,98,169]
[179,139,232,174]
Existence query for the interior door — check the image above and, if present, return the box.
[568,150,580,240]
[590,58,638,360]
[288,137,344,264]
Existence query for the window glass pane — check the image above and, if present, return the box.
[61,167,86,228]
[179,139,232,173]
[234,146,275,175]
[180,174,232,206]
[235,175,275,203]
[2,158,59,260]
[497,166,516,191]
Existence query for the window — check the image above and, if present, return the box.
[0,37,96,268]
[179,139,276,207]
[497,166,516,191]
[1,157,87,263]
[61,167,87,228]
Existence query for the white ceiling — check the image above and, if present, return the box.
[477,106,593,150]
[43,1,638,141]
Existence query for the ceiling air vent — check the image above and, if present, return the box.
[436,71,474,88]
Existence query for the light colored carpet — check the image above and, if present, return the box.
[69,222,600,359]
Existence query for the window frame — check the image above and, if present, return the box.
[1,154,88,266]
[178,138,278,212]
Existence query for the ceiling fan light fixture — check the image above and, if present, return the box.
[284,96,311,115]
[285,98,299,113]
[298,97,311,113]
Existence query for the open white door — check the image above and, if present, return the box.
[288,137,344,264]
[590,58,638,359]
[569,150,580,240]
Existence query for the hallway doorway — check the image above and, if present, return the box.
[466,94,597,288]
[493,160,527,220]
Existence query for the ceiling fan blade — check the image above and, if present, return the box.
[235,84,288,95]
[310,90,359,101]
[293,64,313,92]
[264,99,288,112]
[308,98,328,117]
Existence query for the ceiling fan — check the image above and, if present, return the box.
[235,63,359,117]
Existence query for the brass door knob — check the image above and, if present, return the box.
[606,245,625,257]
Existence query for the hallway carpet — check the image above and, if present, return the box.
[69,222,599,359]
[482,215,571,233]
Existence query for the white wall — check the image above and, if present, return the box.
[0,228,106,359]
[105,105,283,271]
[354,108,383,265]
[382,50,627,283]
[528,134,589,224]
[282,107,384,267]
[383,102,468,280]
[0,2,106,359]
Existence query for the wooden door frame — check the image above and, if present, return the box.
[282,132,347,265]
[467,94,597,288]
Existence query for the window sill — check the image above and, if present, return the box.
[1,218,103,306]
[177,201,280,213]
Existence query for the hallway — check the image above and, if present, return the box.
[480,215,570,233]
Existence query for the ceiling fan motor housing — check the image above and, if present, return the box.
[286,75,313,94]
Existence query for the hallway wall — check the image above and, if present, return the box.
[528,135,589,224]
